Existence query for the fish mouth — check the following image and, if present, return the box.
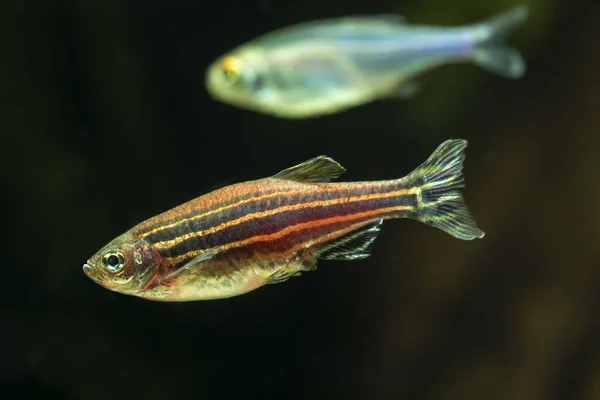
[82,262,95,278]
[83,261,113,289]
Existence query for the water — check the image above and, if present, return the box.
[3,1,599,399]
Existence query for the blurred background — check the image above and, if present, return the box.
[2,0,599,399]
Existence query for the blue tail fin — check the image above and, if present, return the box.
[470,5,529,79]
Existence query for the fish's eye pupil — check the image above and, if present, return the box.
[253,75,264,91]
[107,254,119,267]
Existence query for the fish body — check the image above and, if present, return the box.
[205,5,529,118]
[83,139,484,301]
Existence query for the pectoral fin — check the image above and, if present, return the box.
[318,220,383,261]
[266,260,318,285]
[161,248,218,282]
[266,270,302,285]
[272,155,346,183]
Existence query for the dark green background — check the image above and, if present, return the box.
[3,0,599,399]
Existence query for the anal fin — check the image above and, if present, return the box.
[318,220,383,261]
[389,80,421,99]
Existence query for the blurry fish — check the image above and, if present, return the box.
[83,139,484,302]
[205,5,529,118]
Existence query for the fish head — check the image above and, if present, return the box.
[205,48,276,114]
[83,232,162,296]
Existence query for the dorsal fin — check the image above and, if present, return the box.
[318,220,383,261]
[360,14,407,24]
[272,155,346,183]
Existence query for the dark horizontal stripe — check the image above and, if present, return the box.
[162,190,417,259]
[139,180,406,246]
[167,204,412,268]
[135,180,307,234]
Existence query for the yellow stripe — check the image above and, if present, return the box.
[139,186,327,238]
[152,187,419,250]
[139,180,402,238]
[168,204,412,265]
[252,219,383,267]
[138,186,298,237]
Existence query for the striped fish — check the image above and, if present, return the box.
[83,139,484,301]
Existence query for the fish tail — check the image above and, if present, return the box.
[470,5,529,79]
[404,139,485,240]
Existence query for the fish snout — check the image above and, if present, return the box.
[82,262,96,279]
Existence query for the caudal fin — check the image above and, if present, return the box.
[405,139,485,240]
[470,5,529,79]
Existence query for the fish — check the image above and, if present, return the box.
[82,139,484,302]
[205,5,529,119]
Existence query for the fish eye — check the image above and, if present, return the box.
[252,74,265,91]
[102,251,126,273]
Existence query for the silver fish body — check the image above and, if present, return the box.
[205,5,529,118]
